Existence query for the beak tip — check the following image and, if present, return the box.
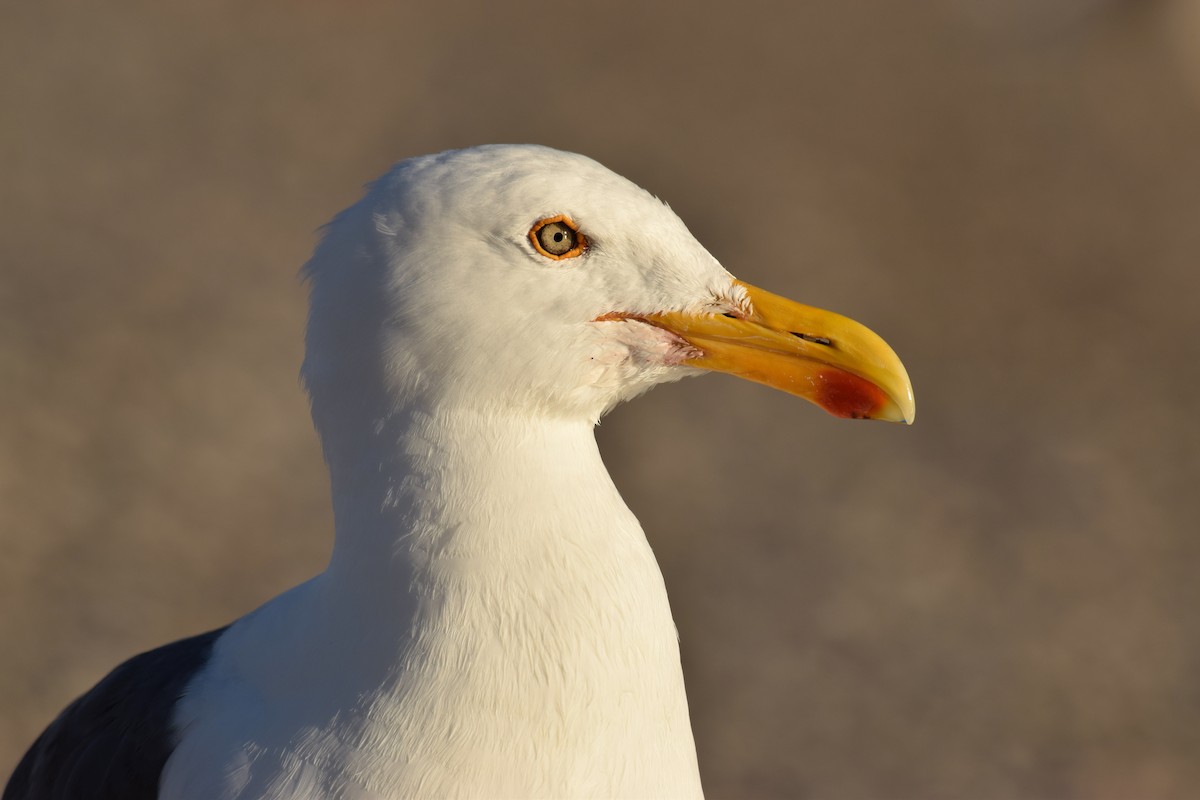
[900,391,916,426]
[894,387,916,426]
[867,383,914,425]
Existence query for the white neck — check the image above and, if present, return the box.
[323,406,642,601]
[171,406,704,799]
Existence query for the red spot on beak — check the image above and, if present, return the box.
[814,369,890,419]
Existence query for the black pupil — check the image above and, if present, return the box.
[539,223,575,254]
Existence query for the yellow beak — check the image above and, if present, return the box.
[640,280,915,423]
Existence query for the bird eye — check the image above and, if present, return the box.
[529,215,587,260]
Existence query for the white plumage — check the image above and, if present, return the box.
[165,146,723,798]
[7,144,913,800]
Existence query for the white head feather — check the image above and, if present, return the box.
[301,145,742,461]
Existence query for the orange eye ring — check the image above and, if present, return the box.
[529,215,588,260]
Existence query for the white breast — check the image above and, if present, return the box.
[160,412,704,799]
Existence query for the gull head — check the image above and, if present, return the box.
[301,145,914,449]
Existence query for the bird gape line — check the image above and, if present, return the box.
[5,145,915,800]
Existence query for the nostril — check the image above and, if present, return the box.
[792,332,833,346]
[721,312,739,319]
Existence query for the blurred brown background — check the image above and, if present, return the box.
[3,1,1199,797]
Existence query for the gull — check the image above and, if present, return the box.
[4,144,914,800]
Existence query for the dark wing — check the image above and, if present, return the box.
[4,627,228,800]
